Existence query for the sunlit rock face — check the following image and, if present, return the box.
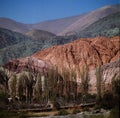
[89,59,120,94]
[33,36,119,71]
[3,36,120,94]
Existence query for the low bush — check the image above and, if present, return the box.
[101,92,115,109]
[19,112,27,118]
[72,109,80,114]
[56,109,69,116]
[108,106,119,118]
[93,104,101,110]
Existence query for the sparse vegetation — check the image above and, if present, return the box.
[108,106,119,118]
[95,66,103,104]
[77,12,120,38]
[0,110,27,118]
[0,31,77,65]
[72,109,80,114]
[80,65,90,103]
[56,109,69,116]
[101,92,115,109]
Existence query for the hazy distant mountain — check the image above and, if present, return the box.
[77,12,120,37]
[26,29,56,41]
[0,18,29,33]
[0,4,119,35]
[0,27,30,49]
[30,14,86,35]
[0,28,76,65]
[59,4,120,35]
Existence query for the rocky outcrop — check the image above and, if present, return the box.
[32,36,120,93]
[0,27,30,49]
[4,36,120,93]
[26,29,56,40]
[89,59,120,93]
[4,57,51,74]
[33,36,120,71]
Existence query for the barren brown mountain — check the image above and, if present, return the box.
[4,36,119,75]
[33,36,120,71]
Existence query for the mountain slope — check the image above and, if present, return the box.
[59,4,120,35]
[0,35,77,65]
[26,29,56,41]
[0,27,31,49]
[0,18,29,33]
[33,36,120,71]
[30,14,86,35]
[0,4,119,35]
[77,12,120,37]
[0,14,85,35]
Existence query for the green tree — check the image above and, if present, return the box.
[112,75,120,96]
[80,65,89,103]
[34,73,42,103]
[16,72,27,102]
[95,66,103,103]
[0,67,8,94]
[17,71,34,103]
[47,67,58,101]
[61,67,70,102]
[112,75,120,106]
[8,74,17,100]
[26,72,34,104]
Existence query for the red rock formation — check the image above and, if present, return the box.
[3,36,120,93]
[32,36,120,93]
[4,57,51,74]
[33,36,120,71]
[4,36,119,76]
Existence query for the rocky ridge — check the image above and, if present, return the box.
[33,36,120,71]
[3,36,120,93]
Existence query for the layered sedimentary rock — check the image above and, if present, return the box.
[33,36,119,71]
[4,57,50,74]
[4,36,120,93]
[89,59,120,93]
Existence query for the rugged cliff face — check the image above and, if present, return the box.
[33,36,119,71]
[32,36,120,93]
[4,57,50,74]
[4,36,120,93]
[89,59,120,94]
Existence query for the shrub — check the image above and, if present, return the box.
[82,107,90,111]
[19,112,27,118]
[72,109,80,114]
[0,91,8,102]
[101,92,115,109]
[0,91,8,109]
[86,94,96,103]
[93,104,101,110]
[108,106,119,118]
[112,76,120,97]
[56,109,69,116]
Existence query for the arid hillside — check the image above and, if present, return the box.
[33,36,120,71]
[4,36,120,93]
